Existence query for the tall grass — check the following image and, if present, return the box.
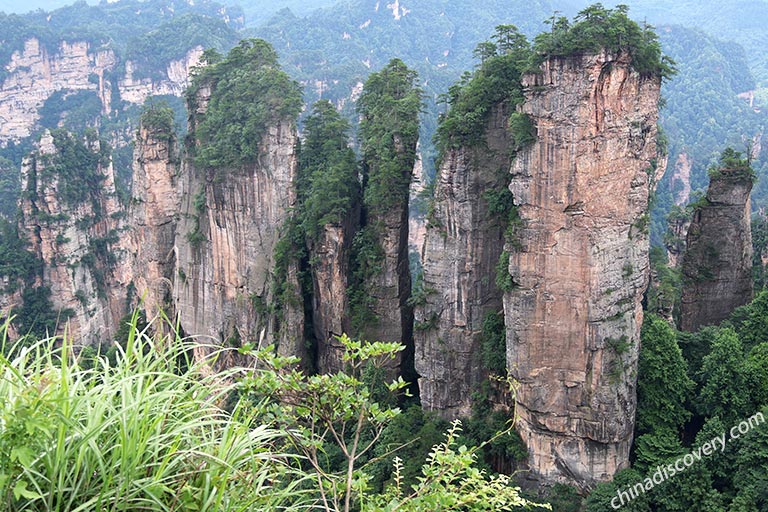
[0,312,306,511]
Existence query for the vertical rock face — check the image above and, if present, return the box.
[671,152,693,207]
[0,38,204,145]
[680,171,753,332]
[117,47,205,104]
[361,197,413,346]
[504,52,661,486]
[173,103,302,359]
[19,130,126,344]
[119,124,180,320]
[665,206,692,268]
[0,39,116,142]
[415,104,511,417]
[312,216,357,372]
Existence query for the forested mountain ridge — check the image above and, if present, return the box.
[249,0,768,238]
[601,0,768,98]
[653,25,768,246]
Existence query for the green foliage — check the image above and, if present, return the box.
[15,286,73,340]
[461,396,528,475]
[242,334,408,512]
[633,426,685,474]
[186,188,207,249]
[190,39,303,169]
[649,457,725,511]
[697,328,751,422]
[480,311,506,375]
[436,25,532,152]
[532,4,675,79]
[0,313,304,511]
[37,90,102,133]
[368,420,550,511]
[0,157,20,219]
[139,101,176,142]
[270,216,308,325]
[358,59,422,216]
[731,407,768,510]
[541,484,582,512]
[707,147,756,182]
[751,214,768,290]
[406,270,435,308]
[366,405,450,493]
[37,130,110,209]
[636,314,694,435]
[297,100,360,241]
[0,220,41,295]
[348,226,385,333]
[585,468,651,512]
[507,112,536,152]
[414,312,438,332]
[495,251,514,292]
[730,290,768,351]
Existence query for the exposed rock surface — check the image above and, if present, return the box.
[665,206,692,268]
[671,152,693,207]
[18,130,126,344]
[117,47,204,104]
[360,184,413,368]
[312,216,357,373]
[173,87,302,362]
[414,104,511,418]
[0,37,202,144]
[118,123,181,321]
[0,39,115,142]
[679,170,753,332]
[504,51,662,486]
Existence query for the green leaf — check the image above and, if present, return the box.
[10,446,35,467]
[13,480,41,501]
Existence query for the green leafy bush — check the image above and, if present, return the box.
[0,313,307,511]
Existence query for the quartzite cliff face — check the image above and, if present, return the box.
[415,104,511,417]
[18,130,127,344]
[0,37,203,144]
[312,215,357,373]
[117,123,181,322]
[680,168,754,332]
[173,85,303,363]
[504,52,662,486]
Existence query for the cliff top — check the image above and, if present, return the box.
[708,147,757,182]
[532,3,676,80]
[186,39,302,170]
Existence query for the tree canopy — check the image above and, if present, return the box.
[189,39,303,169]
[357,58,422,215]
[297,100,360,241]
[533,3,675,79]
